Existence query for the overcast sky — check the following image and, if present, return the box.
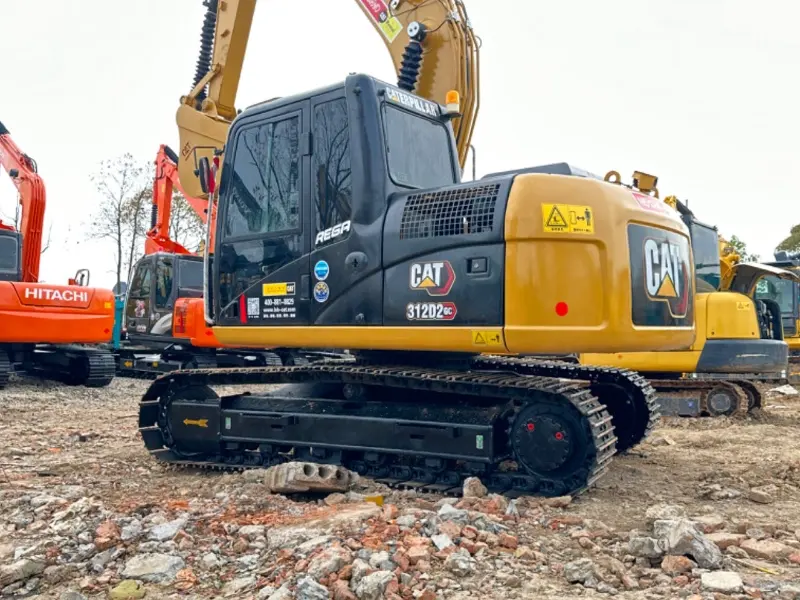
[1,0,798,289]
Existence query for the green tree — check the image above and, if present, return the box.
[776,224,800,254]
[728,235,759,262]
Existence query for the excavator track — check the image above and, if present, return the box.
[137,358,656,498]
[648,378,753,417]
[0,351,11,389]
[24,345,116,388]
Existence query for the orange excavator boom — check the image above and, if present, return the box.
[144,144,216,256]
[0,120,45,282]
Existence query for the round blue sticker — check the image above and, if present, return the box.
[314,260,329,281]
[314,281,330,303]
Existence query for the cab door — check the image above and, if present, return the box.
[125,256,154,335]
[214,100,312,326]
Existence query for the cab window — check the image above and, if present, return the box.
[224,115,301,238]
[313,98,352,244]
[382,104,456,189]
[0,235,19,272]
[755,276,795,314]
[154,259,173,309]
[689,222,721,291]
[129,262,151,297]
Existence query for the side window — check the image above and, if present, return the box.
[224,115,301,238]
[313,99,352,246]
[154,259,173,309]
[129,262,151,297]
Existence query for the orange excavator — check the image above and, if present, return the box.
[0,120,117,388]
[114,145,318,375]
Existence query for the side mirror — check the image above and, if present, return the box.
[198,156,212,194]
[73,268,90,287]
[112,281,128,297]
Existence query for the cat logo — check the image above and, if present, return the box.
[409,260,456,296]
[644,238,690,318]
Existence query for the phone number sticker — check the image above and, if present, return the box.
[406,302,457,321]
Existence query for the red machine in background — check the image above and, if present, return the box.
[0,119,116,388]
[114,145,313,376]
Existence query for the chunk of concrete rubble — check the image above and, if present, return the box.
[564,558,598,587]
[244,462,357,494]
[645,504,687,525]
[701,571,743,593]
[120,553,185,583]
[0,559,45,587]
[770,384,798,396]
[462,477,487,498]
[296,576,331,600]
[652,519,723,569]
[354,570,395,600]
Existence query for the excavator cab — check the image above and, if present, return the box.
[762,251,800,347]
[0,229,22,283]
[124,252,204,347]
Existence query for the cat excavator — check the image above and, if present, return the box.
[135,0,699,499]
[579,171,799,417]
[0,120,116,388]
[120,0,481,376]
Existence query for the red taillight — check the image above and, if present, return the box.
[555,302,569,317]
[174,305,187,334]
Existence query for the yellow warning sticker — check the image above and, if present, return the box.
[736,301,751,310]
[471,330,503,347]
[358,0,404,43]
[262,282,296,297]
[379,18,403,42]
[183,418,209,428]
[542,204,595,234]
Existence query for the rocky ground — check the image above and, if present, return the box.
[1,376,800,600]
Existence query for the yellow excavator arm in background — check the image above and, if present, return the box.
[177,0,480,200]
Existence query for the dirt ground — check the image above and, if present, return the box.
[1,375,799,600]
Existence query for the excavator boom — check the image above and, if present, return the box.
[0,120,45,282]
[176,0,479,199]
[145,144,216,255]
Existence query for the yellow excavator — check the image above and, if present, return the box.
[580,171,799,417]
[136,0,699,499]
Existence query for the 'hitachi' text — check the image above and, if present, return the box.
[24,288,88,302]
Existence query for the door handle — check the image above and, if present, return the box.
[300,274,310,300]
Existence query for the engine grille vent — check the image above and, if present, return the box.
[399,183,500,240]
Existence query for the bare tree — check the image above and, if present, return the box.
[87,153,210,286]
[168,189,205,253]
[87,154,151,286]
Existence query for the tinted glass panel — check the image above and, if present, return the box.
[224,115,301,238]
[0,235,18,271]
[689,222,721,291]
[755,276,795,314]
[129,262,151,297]
[313,98,352,236]
[154,260,173,309]
[179,260,204,289]
[382,104,455,189]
